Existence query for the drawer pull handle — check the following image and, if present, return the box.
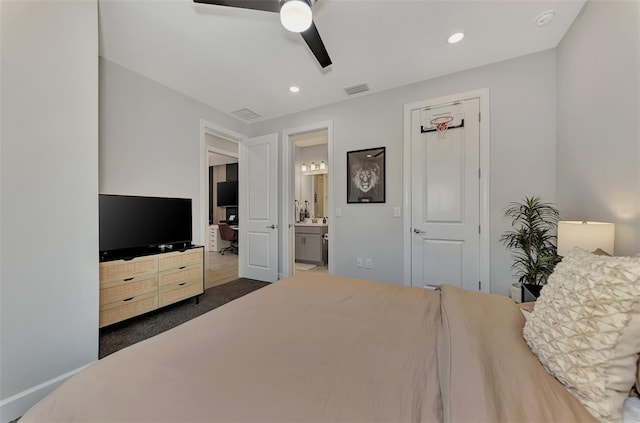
[179,266,187,270]
[179,282,186,286]
[123,277,134,282]
[122,297,134,302]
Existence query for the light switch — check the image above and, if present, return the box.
[336,207,342,217]
[393,207,401,217]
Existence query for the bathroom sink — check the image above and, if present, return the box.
[295,221,327,226]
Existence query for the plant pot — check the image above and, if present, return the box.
[509,282,522,303]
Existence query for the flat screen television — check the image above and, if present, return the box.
[217,181,238,207]
[99,194,192,252]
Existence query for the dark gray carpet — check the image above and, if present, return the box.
[99,278,269,359]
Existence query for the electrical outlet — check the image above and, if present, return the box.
[356,258,363,268]
[365,258,372,269]
[336,207,342,217]
[393,207,401,218]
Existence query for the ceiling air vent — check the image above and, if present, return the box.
[231,108,260,120]
[344,83,369,95]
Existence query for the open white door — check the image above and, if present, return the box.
[239,133,279,282]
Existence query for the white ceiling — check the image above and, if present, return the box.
[98,0,585,123]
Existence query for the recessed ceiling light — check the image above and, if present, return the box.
[289,86,300,93]
[536,10,556,27]
[447,32,465,45]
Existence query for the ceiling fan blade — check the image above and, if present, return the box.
[300,21,332,68]
[193,0,280,13]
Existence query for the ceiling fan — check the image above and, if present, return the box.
[193,0,332,68]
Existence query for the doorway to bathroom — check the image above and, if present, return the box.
[293,130,329,274]
[281,121,334,278]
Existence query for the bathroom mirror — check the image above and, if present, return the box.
[313,173,328,218]
[299,173,328,219]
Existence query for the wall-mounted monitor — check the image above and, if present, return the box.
[99,194,192,252]
[217,181,238,207]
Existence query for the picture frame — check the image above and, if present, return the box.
[347,147,386,203]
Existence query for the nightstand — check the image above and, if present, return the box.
[521,283,543,302]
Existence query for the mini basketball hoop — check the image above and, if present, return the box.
[430,116,454,138]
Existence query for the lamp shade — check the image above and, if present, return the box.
[557,221,615,256]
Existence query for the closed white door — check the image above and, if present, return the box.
[411,98,481,290]
[239,133,279,282]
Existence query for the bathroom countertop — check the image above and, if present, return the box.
[295,222,328,227]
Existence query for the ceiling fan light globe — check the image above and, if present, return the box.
[280,0,312,33]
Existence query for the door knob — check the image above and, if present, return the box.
[266,224,278,229]
[413,228,425,234]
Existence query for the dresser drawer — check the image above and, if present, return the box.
[158,248,203,271]
[158,278,203,307]
[100,274,158,306]
[99,291,158,328]
[158,264,203,287]
[100,255,158,284]
[98,247,205,328]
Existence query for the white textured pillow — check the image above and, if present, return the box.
[523,248,640,422]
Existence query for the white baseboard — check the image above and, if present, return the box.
[0,361,95,423]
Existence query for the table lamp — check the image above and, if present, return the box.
[557,221,615,256]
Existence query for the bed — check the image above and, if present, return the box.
[20,250,640,422]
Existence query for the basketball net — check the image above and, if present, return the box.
[430,116,454,139]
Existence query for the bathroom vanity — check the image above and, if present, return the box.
[294,223,328,265]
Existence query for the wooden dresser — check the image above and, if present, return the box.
[99,246,204,328]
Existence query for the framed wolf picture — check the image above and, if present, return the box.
[347,147,386,203]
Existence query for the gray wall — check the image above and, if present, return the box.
[556,0,640,255]
[99,58,249,245]
[252,50,558,295]
[0,1,99,420]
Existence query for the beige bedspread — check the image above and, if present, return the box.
[21,273,595,422]
[22,273,442,422]
[438,285,596,423]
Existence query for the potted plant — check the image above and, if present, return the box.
[500,196,562,302]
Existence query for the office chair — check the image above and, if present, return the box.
[218,223,238,255]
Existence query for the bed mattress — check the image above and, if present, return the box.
[21,272,595,422]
